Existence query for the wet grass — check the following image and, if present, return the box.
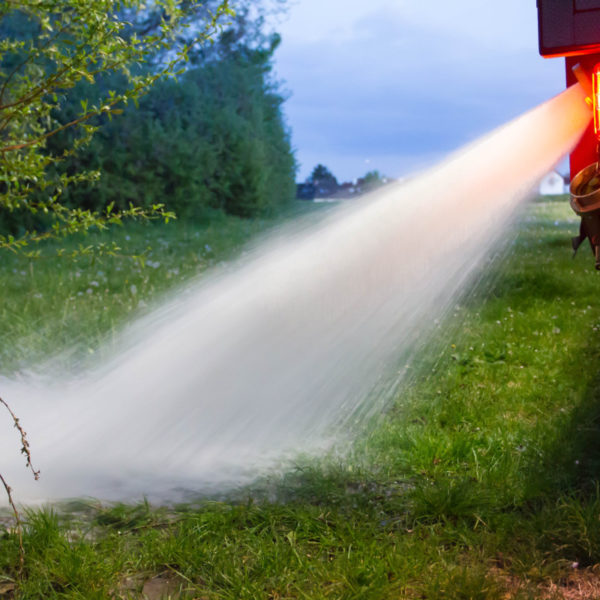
[3,196,600,598]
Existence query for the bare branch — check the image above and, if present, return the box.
[0,396,39,579]
[0,471,24,576]
[0,397,39,480]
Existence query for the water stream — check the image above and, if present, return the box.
[0,84,591,504]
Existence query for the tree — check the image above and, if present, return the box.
[308,163,338,197]
[0,0,233,256]
[358,170,387,192]
[50,34,296,220]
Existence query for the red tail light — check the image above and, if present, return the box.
[594,64,600,140]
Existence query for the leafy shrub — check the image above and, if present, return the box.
[53,38,296,222]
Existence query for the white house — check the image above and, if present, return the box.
[539,170,567,195]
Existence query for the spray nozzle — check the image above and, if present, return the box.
[572,63,593,100]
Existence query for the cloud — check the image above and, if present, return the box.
[274,2,568,181]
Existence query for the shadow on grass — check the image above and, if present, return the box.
[540,371,600,494]
[519,363,600,567]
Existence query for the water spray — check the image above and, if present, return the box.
[0,9,593,505]
[538,0,600,267]
[0,83,591,504]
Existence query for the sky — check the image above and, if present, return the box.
[271,1,568,183]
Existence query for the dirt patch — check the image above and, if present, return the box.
[0,582,15,599]
[497,567,600,599]
[542,570,600,600]
[116,570,200,600]
[141,573,185,600]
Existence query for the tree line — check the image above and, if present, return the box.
[297,164,390,200]
[0,1,296,251]
[50,34,296,222]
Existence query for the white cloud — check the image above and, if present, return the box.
[279,1,539,50]
[274,2,569,181]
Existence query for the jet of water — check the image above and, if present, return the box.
[0,84,591,504]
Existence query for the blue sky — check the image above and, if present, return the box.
[272,1,568,182]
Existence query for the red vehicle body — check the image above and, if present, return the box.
[538,0,600,267]
[538,0,600,178]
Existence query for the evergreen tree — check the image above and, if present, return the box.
[308,164,338,197]
[48,31,296,220]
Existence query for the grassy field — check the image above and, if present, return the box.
[0,203,332,376]
[2,197,600,599]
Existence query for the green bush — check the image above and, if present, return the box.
[53,39,296,222]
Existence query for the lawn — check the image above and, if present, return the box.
[2,196,600,599]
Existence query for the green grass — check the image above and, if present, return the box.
[0,202,331,375]
[3,197,600,598]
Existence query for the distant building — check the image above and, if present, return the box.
[296,174,395,202]
[296,182,316,200]
[539,170,567,195]
[332,182,358,198]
